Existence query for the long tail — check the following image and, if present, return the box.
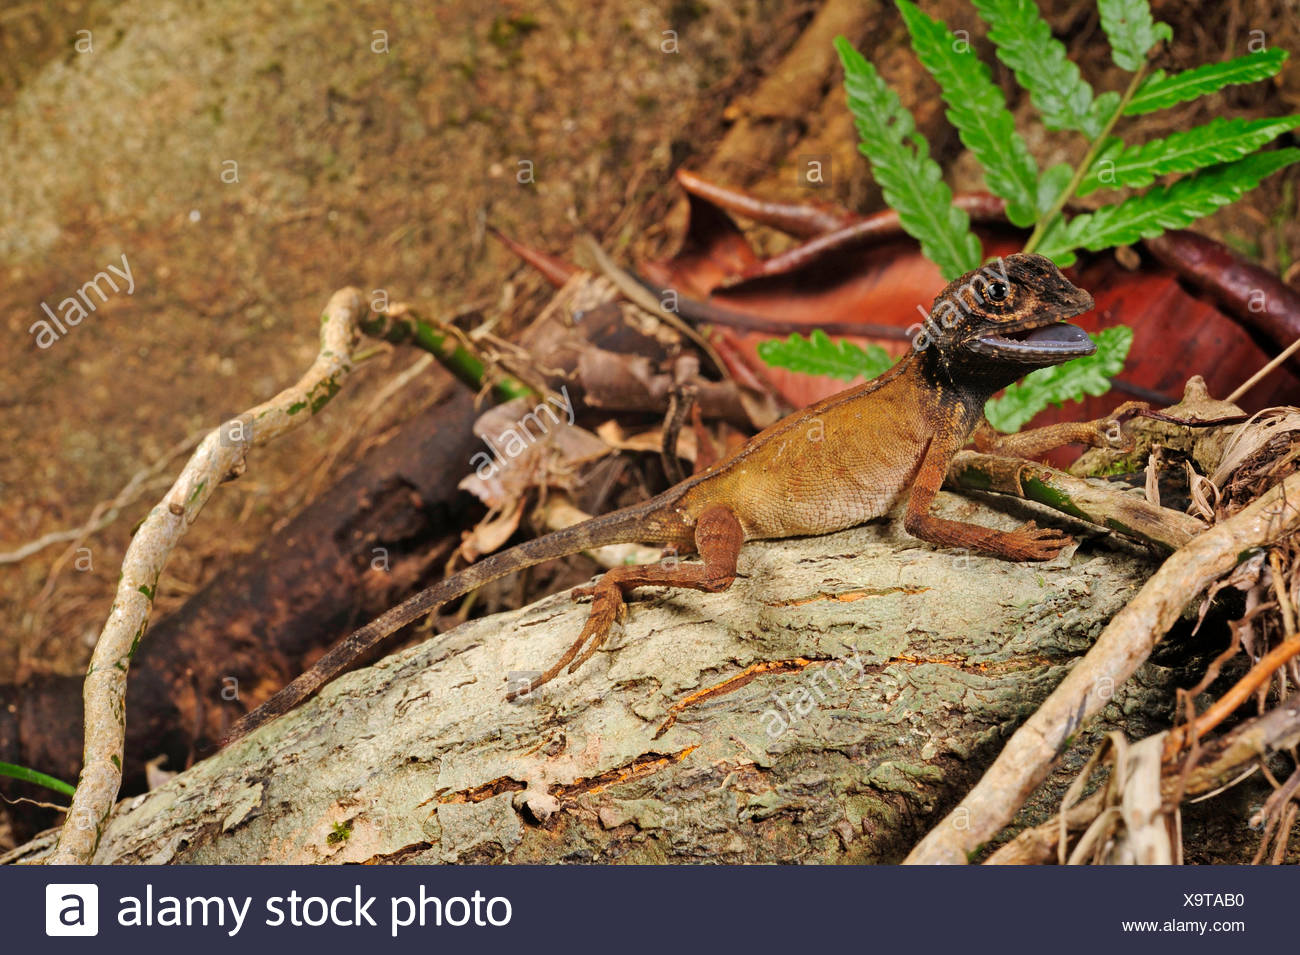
[223,499,667,744]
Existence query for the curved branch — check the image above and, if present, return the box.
[47,287,368,865]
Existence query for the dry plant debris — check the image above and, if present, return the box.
[909,377,1300,864]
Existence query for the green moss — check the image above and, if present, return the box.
[1022,476,1089,520]
[308,375,342,414]
[128,621,147,659]
[327,821,353,845]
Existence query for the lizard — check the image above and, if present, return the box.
[225,252,1129,744]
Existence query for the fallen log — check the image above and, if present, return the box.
[7,495,1159,864]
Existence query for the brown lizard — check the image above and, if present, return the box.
[225,252,1126,743]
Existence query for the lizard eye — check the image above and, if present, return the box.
[986,280,1009,303]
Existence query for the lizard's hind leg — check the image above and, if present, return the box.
[508,505,743,700]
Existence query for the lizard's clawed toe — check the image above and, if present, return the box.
[509,580,626,701]
[1005,521,1074,560]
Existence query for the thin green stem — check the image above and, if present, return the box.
[1022,62,1150,255]
[360,309,534,403]
[0,760,75,798]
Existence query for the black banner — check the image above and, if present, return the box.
[3,864,1281,952]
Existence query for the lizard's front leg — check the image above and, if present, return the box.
[509,504,743,699]
[971,401,1147,459]
[905,431,1072,561]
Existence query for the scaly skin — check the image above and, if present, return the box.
[225,253,1124,743]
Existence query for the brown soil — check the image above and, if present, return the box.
[0,0,808,679]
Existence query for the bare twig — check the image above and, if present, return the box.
[1136,409,1248,427]
[46,288,371,865]
[1,793,70,813]
[989,695,1300,864]
[1226,335,1300,404]
[1270,551,1296,636]
[578,235,730,379]
[1163,633,1300,757]
[661,386,697,486]
[0,430,204,566]
[985,789,1107,865]
[1253,766,1300,863]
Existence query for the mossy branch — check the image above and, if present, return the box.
[947,450,1204,551]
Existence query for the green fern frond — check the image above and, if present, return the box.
[971,0,1113,137]
[1040,148,1300,263]
[1096,0,1171,72]
[756,329,897,382]
[896,0,1040,226]
[1079,116,1300,195]
[835,36,982,279]
[1126,48,1289,115]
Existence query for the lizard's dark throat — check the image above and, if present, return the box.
[972,321,1095,362]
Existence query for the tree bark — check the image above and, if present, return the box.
[8,494,1162,864]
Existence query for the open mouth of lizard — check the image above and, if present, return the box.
[975,321,1095,361]
[971,288,1097,362]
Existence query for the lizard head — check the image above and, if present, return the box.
[920,253,1095,390]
